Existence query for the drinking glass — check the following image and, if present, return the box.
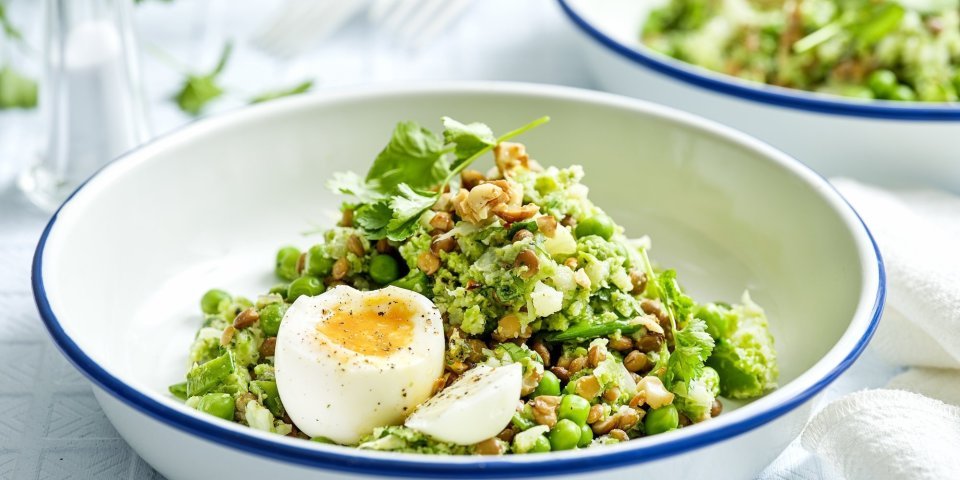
[18,0,150,212]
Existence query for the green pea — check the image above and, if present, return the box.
[369,254,401,284]
[200,289,231,315]
[196,393,234,420]
[575,215,615,240]
[840,86,875,100]
[890,84,917,102]
[275,246,301,281]
[558,394,591,426]
[578,423,593,447]
[531,435,551,453]
[531,371,561,398]
[287,276,324,302]
[305,245,334,277]
[259,303,287,337]
[868,69,898,98]
[268,284,289,299]
[645,404,679,435]
[549,419,582,451]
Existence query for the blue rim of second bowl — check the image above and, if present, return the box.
[557,0,960,121]
[31,85,886,478]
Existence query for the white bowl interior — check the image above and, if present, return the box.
[40,86,874,450]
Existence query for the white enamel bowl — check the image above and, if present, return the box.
[558,0,960,192]
[33,84,883,479]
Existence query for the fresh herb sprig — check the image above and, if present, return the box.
[638,249,714,384]
[167,41,315,116]
[0,3,23,41]
[0,3,38,110]
[250,80,314,104]
[328,116,550,242]
[173,42,233,116]
[0,64,37,109]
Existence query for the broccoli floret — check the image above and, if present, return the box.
[229,328,262,367]
[357,426,474,454]
[460,305,485,335]
[188,330,221,365]
[698,292,778,399]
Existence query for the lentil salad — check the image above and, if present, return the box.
[169,116,779,455]
[642,0,960,102]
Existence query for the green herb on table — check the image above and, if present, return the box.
[173,42,233,116]
[0,3,38,110]
[0,64,37,109]
[0,2,23,41]
[249,79,314,104]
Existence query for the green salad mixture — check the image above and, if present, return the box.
[642,0,960,101]
[169,116,778,454]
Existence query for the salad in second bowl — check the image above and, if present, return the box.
[642,0,960,102]
[168,116,778,455]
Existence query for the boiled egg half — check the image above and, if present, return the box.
[404,363,522,445]
[275,285,444,444]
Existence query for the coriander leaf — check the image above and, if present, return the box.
[665,317,714,384]
[175,77,223,116]
[657,269,695,324]
[327,171,384,204]
[249,80,313,104]
[0,65,38,110]
[386,217,426,243]
[367,121,450,194]
[385,184,438,241]
[354,202,393,240]
[390,184,438,219]
[442,116,496,166]
[173,42,233,116]
[333,116,550,242]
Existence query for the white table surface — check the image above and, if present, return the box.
[0,0,899,478]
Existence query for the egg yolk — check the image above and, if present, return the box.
[316,293,416,356]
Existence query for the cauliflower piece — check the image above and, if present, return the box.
[530,281,563,317]
[543,225,577,256]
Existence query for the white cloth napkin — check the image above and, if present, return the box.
[799,179,960,480]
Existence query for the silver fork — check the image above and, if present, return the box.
[368,0,474,50]
[253,0,369,58]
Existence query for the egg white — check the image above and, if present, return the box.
[274,285,445,444]
[404,363,522,445]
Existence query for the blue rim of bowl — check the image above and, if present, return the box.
[557,0,960,121]
[31,87,885,478]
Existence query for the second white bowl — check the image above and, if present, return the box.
[559,0,960,192]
